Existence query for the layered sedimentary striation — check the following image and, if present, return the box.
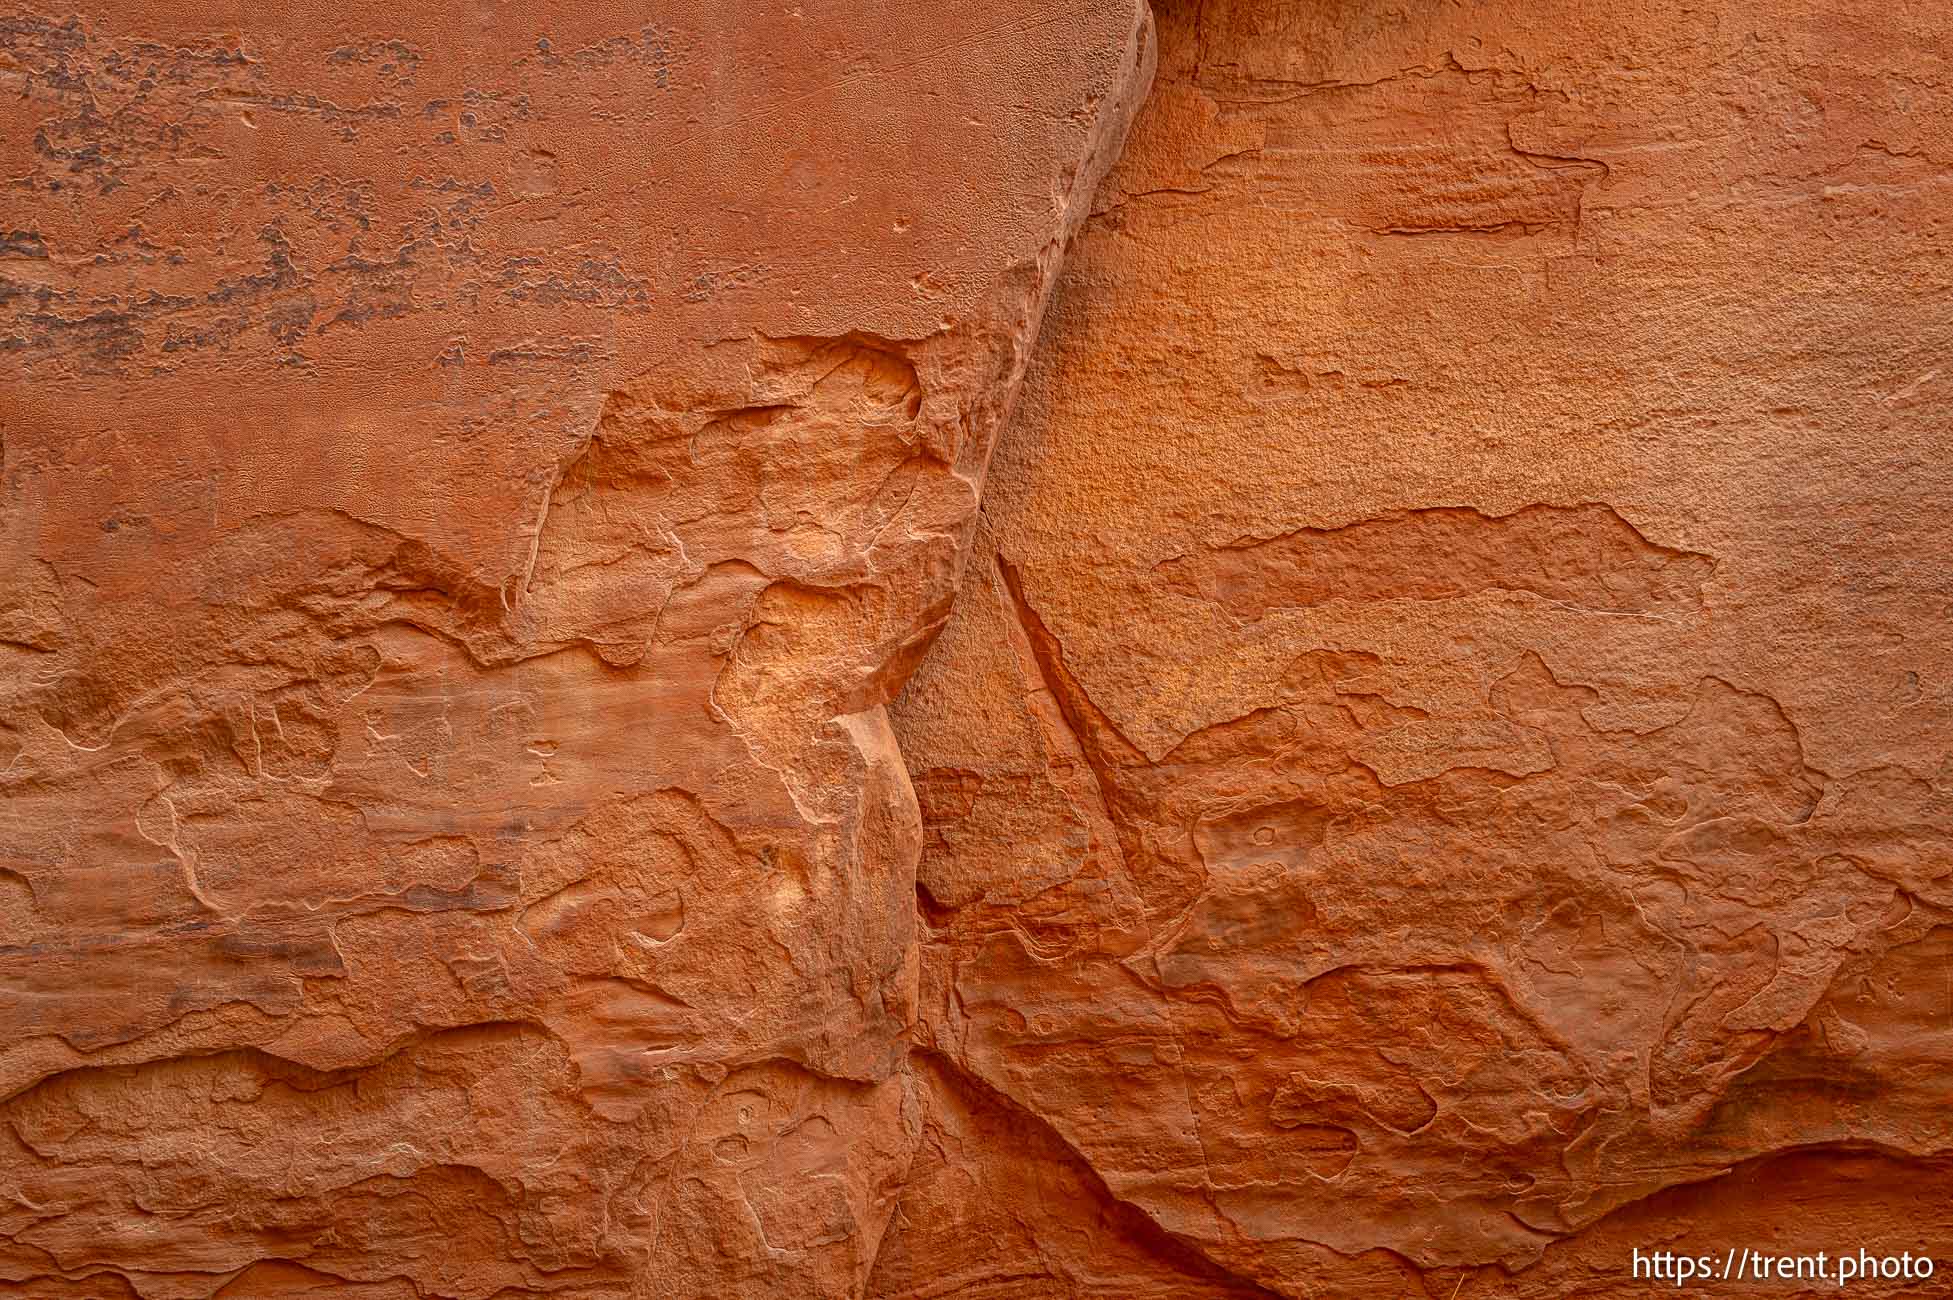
[0,2,1151,1294]
[887,0,1953,1295]
[6,0,1953,1297]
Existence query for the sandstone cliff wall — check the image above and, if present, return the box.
[0,4,1151,1294]
[887,1,1953,1295]
[4,1,1951,1297]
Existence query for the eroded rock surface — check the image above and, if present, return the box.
[889,0,1953,1295]
[0,2,1150,1295]
[7,0,1952,1296]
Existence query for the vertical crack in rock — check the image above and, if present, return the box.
[994,550,1149,879]
[0,3,1156,1296]
[884,0,1953,1293]
[13,0,1953,1293]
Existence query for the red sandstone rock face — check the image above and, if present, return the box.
[886,0,1953,1295]
[6,1,1953,1297]
[0,2,1150,1294]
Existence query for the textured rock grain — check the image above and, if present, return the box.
[6,0,1953,1297]
[0,2,1151,1295]
[888,0,1953,1295]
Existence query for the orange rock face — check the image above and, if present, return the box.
[0,2,1151,1294]
[885,0,1953,1296]
[5,0,1952,1297]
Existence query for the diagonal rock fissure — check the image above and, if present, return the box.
[0,6,1161,1297]
[894,1048,1296,1300]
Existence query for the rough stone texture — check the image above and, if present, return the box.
[7,0,1953,1296]
[0,2,1151,1295]
[888,0,1953,1296]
